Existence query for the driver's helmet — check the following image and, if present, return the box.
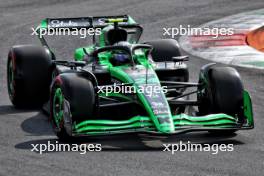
[110,41,131,66]
[102,25,128,46]
[111,53,130,66]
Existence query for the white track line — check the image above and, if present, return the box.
[179,9,264,69]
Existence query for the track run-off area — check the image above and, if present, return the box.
[180,8,264,69]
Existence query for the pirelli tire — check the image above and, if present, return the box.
[198,66,244,135]
[50,72,96,140]
[7,45,53,108]
[145,39,182,62]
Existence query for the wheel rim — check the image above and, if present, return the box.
[7,59,15,100]
[53,87,64,128]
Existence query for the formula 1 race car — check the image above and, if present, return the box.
[7,15,254,140]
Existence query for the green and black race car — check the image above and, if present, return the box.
[7,15,254,140]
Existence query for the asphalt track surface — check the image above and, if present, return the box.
[0,0,264,176]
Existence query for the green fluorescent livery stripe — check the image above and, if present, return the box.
[40,19,48,29]
[243,90,254,127]
[75,116,151,129]
[74,45,95,61]
[172,113,235,122]
[109,66,174,133]
[75,122,154,133]
[53,88,64,126]
[74,48,86,61]
[73,113,238,134]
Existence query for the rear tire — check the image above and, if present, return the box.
[146,39,189,114]
[145,39,182,62]
[146,39,188,82]
[7,45,53,108]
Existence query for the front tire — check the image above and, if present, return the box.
[198,66,244,134]
[50,73,96,141]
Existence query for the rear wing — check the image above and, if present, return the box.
[39,15,137,29]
